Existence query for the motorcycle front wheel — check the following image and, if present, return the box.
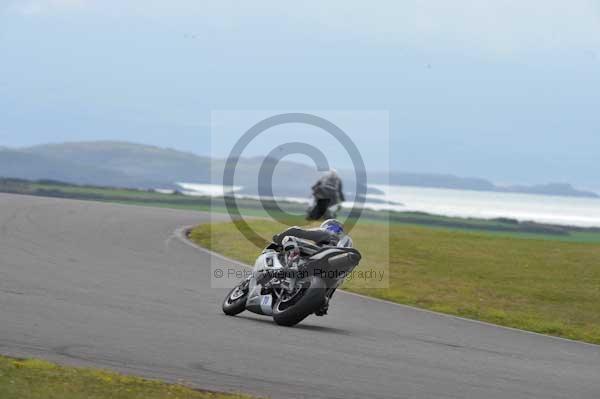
[222,280,249,316]
[272,276,327,326]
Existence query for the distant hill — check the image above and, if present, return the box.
[382,172,497,191]
[367,171,598,198]
[23,141,321,196]
[0,147,162,188]
[501,183,599,198]
[25,141,211,186]
[0,141,596,198]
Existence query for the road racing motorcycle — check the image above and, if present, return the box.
[222,237,361,326]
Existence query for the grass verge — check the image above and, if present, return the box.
[190,220,600,345]
[0,355,253,399]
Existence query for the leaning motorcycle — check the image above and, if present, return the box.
[222,238,361,326]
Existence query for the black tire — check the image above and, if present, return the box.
[222,283,248,316]
[272,276,327,326]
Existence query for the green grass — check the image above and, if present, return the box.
[0,355,253,399]
[190,220,600,344]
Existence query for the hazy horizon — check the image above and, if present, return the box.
[2,139,598,194]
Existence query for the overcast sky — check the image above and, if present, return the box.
[1,1,599,188]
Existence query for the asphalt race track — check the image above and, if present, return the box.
[1,193,599,398]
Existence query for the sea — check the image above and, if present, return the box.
[175,182,600,228]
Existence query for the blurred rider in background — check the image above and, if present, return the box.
[307,169,345,220]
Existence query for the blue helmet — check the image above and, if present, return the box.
[320,219,344,236]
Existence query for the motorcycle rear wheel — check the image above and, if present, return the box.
[272,276,327,326]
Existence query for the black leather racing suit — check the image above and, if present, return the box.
[272,226,339,247]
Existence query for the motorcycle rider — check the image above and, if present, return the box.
[275,219,353,316]
[307,169,345,220]
[260,219,353,316]
[224,218,361,322]
[272,219,353,251]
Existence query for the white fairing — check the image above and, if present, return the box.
[246,249,285,316]
[253,249,285,272]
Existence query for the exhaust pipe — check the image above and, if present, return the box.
[328,252,361,270]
